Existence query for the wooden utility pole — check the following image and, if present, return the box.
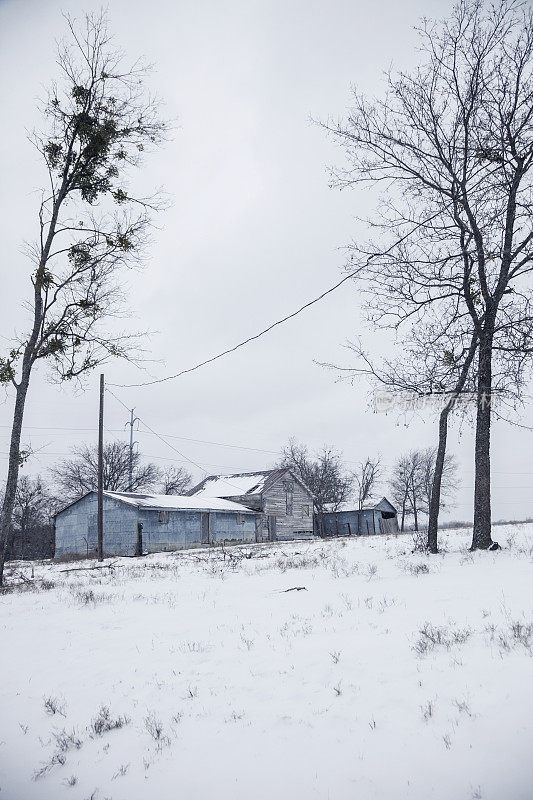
[97,373,104,562]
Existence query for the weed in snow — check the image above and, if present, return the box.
[71,588,115,605]
[33,751,67,781]
[54,728,82,752]
[413,623,472,655]
[403,561,430,576]
[65,775,78,787]
[43,696,66,717]
[329,650,341,664]
[112,764,130,780]
[452,698,472,717]
[89,706,129,737]
[421,700,435,722]
[240,632,255,650]
[144,712,171,749]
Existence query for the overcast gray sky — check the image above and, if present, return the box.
[1,0,532,521]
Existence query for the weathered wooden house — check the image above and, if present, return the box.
[187,468,314,540]
[320,498,399,537]
[54,491,264,558]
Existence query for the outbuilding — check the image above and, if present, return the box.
[54,491,265,558]
[187,468,315,541]
[320,498,399,537]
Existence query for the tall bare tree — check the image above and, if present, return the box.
[0,12,167,584]
[353,457,381,534]
[52,441,160,502]
[9,475,52,560]
[323,0,533,550]
[389,451,426,532]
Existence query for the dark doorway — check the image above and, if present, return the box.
[135,522,143,556]
[201,512,210,545]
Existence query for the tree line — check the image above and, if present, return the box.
[4,436,456,560]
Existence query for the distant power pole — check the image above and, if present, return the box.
[97,373,104,562]
[126,407,139,491]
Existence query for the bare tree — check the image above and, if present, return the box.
[52,441,160,501]
[0,12,168,584]
[159,466,192,495]
[279,439,353,532]
[9,475,52,560]
[353,457,381,534]
[389,452,425,532]
[323,0,533,550]
[390,447,458,536]
[419,447,459,519]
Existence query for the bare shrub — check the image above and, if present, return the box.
[452,698,472,717]
[403,561,430,576]
[71,589,115,605]
[112,764,130,780]
[89,706,129,737]
[144,712,170,748]
[421,700,434,722]
[33,752,66,780]
[240,633,254,651]
[413,622,471,655]
[44,696,66,717]
[510,621,533,651]
[274,553,321,572]
[54,729,82,752]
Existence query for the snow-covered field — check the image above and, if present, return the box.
[1,526,533,800]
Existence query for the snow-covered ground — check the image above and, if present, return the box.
[1,526,532,800]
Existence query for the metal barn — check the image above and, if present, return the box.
[320,498,399,537]
[54,491,265,558]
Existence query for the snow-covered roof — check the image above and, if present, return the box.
[105,492,257,513]
[54,491,259,516]
[188,468,312,500]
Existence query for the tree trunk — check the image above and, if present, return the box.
[400,497,406,532]
[471,329,494,550]
[427,334,478,554]
[413,492,418,532]
[0,375,31,585]
[427,405,449,553]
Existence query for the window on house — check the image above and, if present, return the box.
[236,513,245,525]
[158,510,170,524]
[284,481,294,515]
[302,505,310,517]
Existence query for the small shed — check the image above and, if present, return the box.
[320,498,399,538]
[54,491,265,558]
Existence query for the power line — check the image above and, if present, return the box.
[108,271,357,389]
[105,387,206,473]
[0,423,279,455]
